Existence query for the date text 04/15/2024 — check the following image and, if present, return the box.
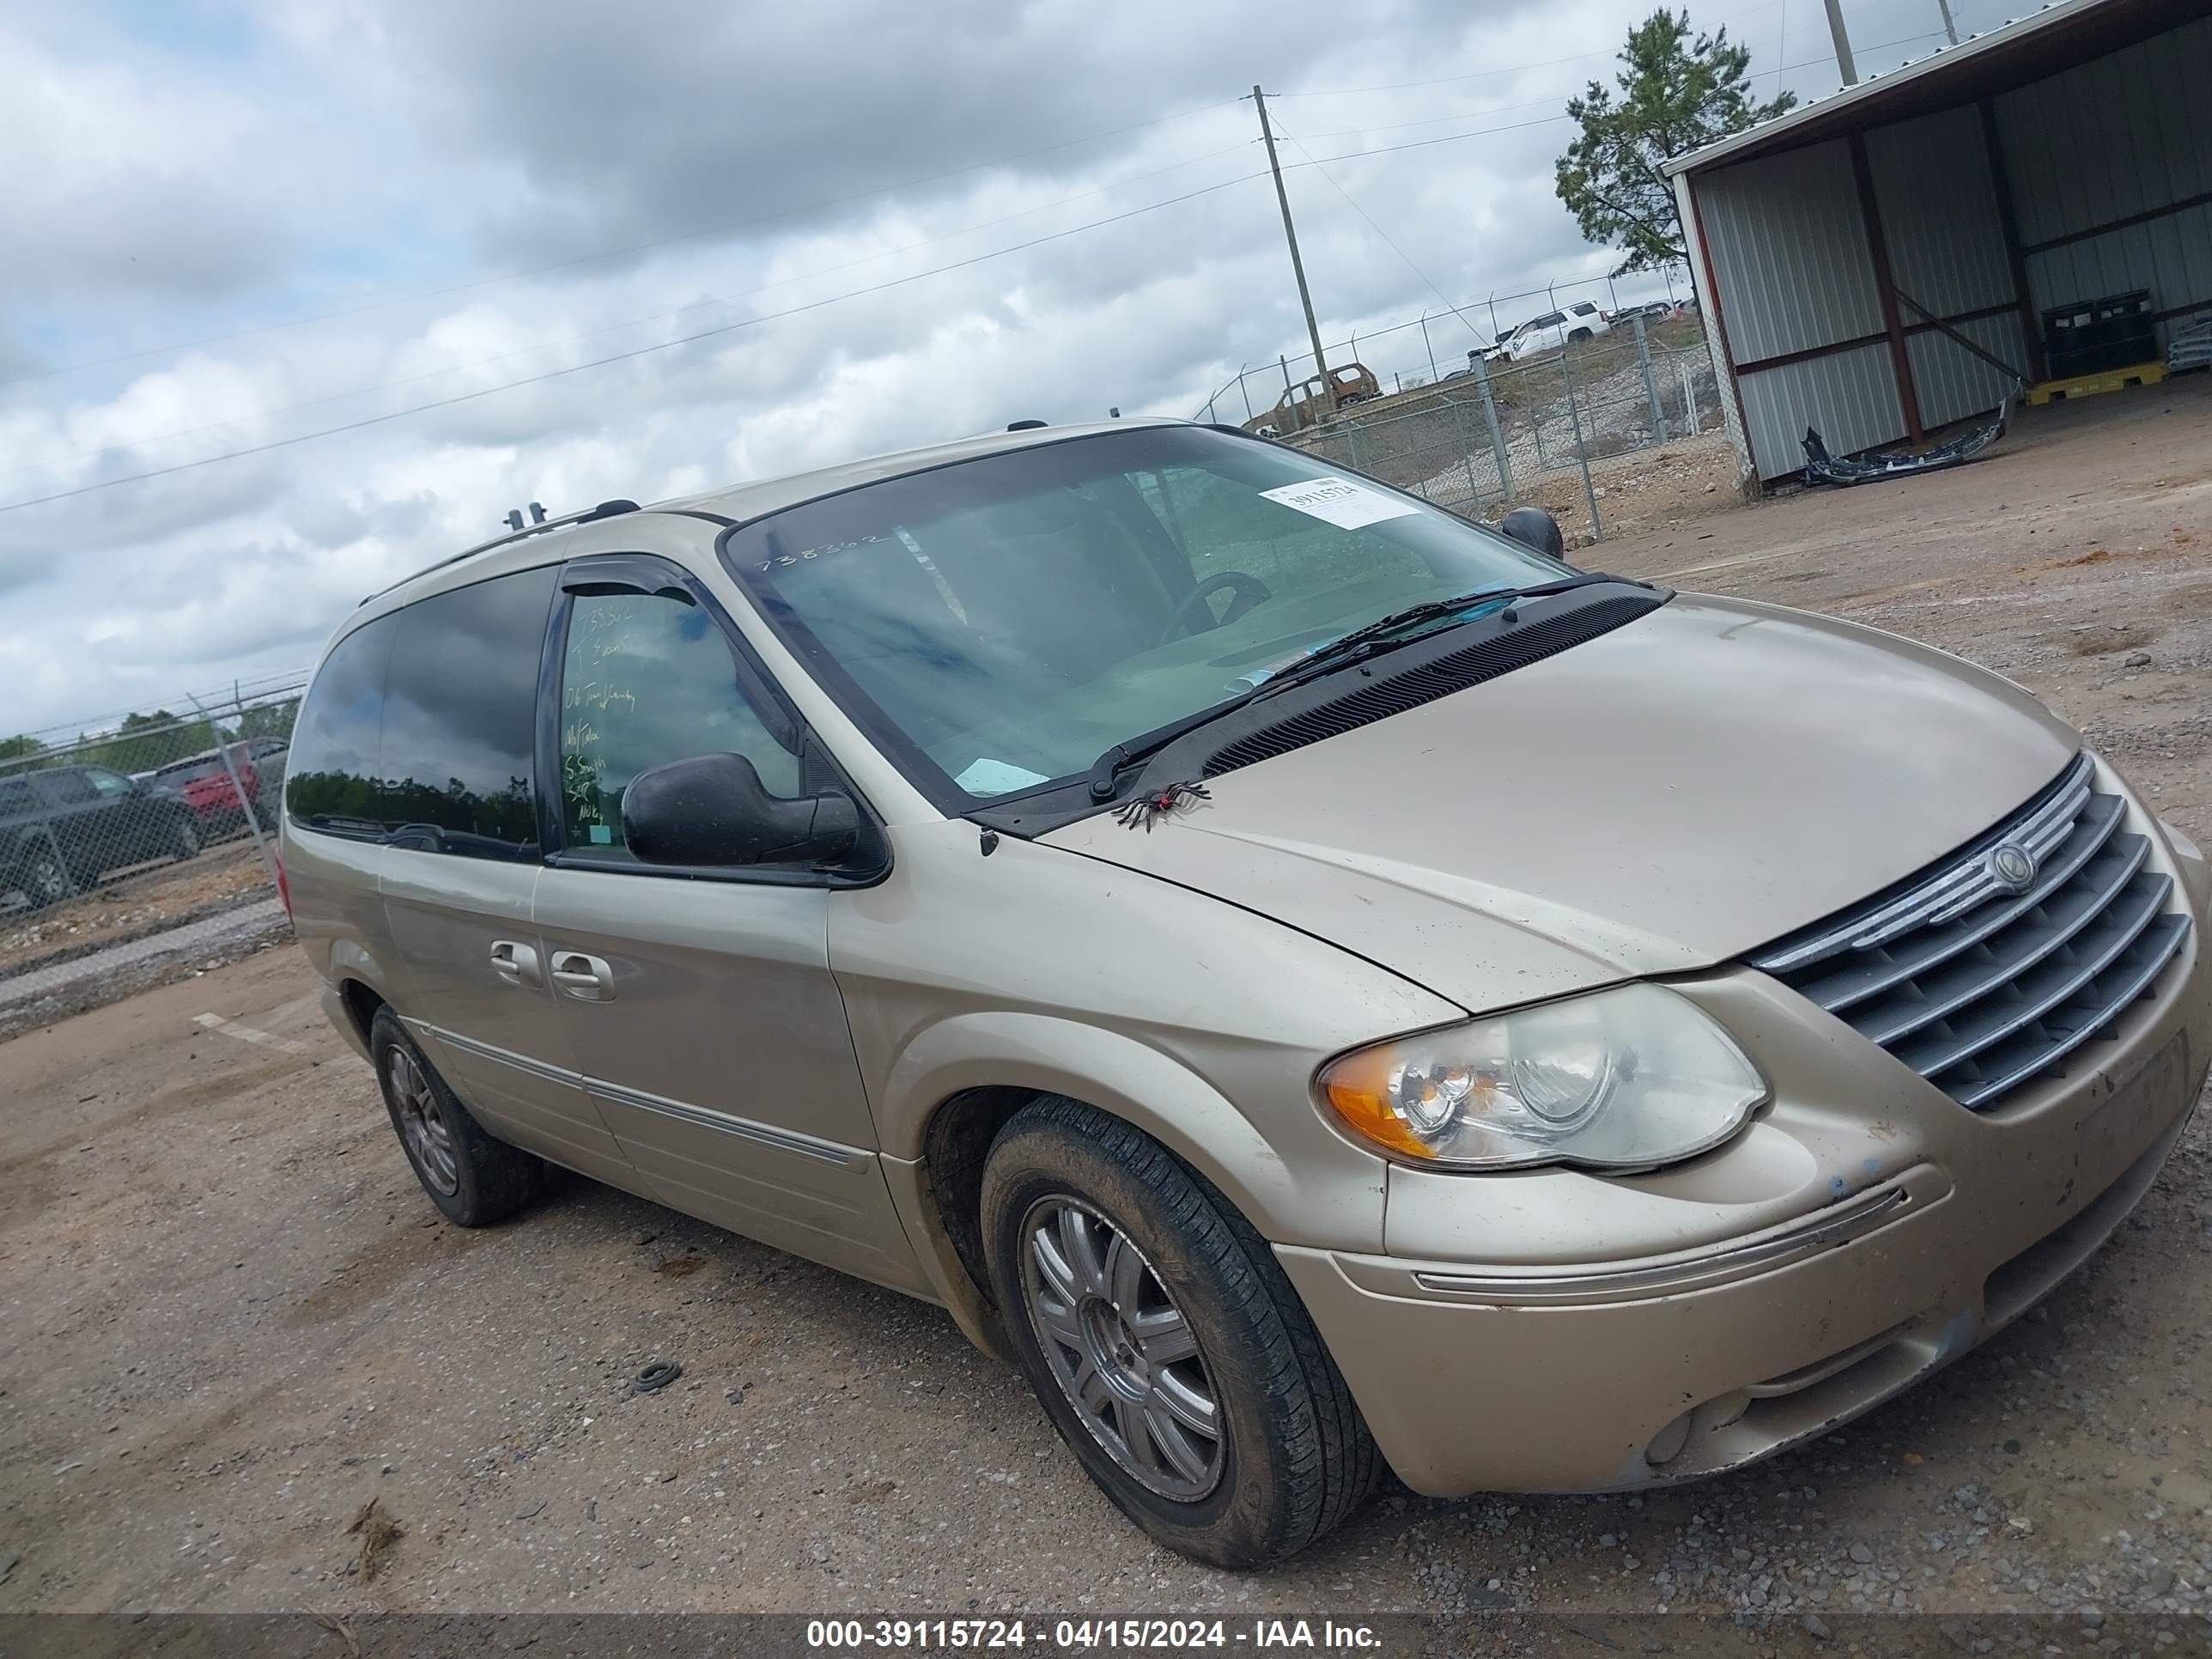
[805,1620,1382,1650]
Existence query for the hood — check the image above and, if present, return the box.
[1044,595,2078,1012]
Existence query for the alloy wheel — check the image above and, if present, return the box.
[1018,1195,1224,1500]
[386,1046,459,1195]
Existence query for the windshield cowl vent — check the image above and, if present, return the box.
[1200,592,1663,779]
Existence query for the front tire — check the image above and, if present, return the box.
[981,1097,1378,1568]
[171,815,203,863]
[368,1007,542,1226]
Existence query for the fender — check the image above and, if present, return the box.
[877,1009,1389,1255]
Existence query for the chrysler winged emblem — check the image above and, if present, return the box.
[1985,841,2038,894]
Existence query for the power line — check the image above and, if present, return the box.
[0,170,1273,516]
[1265,115,1490,346]
[1271,2,1784,97]
[0,138,1260,484]
[0,98,1248,390]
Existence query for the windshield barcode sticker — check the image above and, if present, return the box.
[1258,477,1421,530]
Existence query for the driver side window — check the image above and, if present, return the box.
[559,591,799,860]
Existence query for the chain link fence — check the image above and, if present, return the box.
[1275,315,1728,545]
[1,682,304,1037]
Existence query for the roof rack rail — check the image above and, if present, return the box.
[357,499,642,606]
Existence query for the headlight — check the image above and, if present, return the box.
[1318,983,1765,1171]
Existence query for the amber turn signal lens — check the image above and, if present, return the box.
[1320,1045,1437,1159]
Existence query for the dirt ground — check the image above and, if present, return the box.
[4,374,2212,1641]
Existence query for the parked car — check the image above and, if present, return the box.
[153,740,288,837]
[0,763,204,908]
[285,421,2209,1570]
[1241,362,1382,436]
[1504,299,1613,361]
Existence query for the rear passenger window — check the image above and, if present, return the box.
[378,568,556,859]
[35,772,96,806]
[287,616,397,834]
[558,591,799,859]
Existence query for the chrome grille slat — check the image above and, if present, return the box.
[1759,756,2097,974]
[1856,852,2158,1046]
[1805,796,2130,1016]
[1949,915,2191,1107]
[1748,754,2192,1112]
[1892,872,2170,1075]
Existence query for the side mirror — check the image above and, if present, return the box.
[1496,506,1566,559]
[620,752,859,868]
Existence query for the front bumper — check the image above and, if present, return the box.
[1279,899,2209,1498]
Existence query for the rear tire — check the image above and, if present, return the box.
[171,816,203,862]
[16,848,76,911]
[981,1097,1379,1569]
[368,1007,543,1226]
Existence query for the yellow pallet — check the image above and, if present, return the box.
[2027,361,2167,404]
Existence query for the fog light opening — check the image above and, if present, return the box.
[1692,1389,1752,1434]
[1644,1410,1692,1468]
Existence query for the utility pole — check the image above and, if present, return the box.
[1822,0,1859,83]
[1251,86,1331,400]
[1934,0,1960,45]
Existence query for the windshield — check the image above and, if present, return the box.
[722,425,1566,805]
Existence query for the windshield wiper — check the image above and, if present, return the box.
[1086,690,1268,801]
[1082,572,1637,804]
[1253,571,1628,696]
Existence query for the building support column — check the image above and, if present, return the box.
[1979,98,2045,382]
[1849,131,1925,446]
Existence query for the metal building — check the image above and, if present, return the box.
[1665,0,2212,487]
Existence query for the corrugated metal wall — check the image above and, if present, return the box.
[1996,15,2212,342]
[1863,106,2015,319]
[1908,312,2029,428]
[1739,342,1902,477]
[1696,140,1882,366]
[1688,11,2209,484]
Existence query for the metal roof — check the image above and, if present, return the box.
[1664,0,2191,178]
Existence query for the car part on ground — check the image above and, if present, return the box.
[1802,398,2011,487]
[2170,318,2212,374]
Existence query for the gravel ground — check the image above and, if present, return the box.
[0,897,290,1041]
[3,375,2212,1647]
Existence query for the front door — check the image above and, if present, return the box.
[369,564,633,1187]
[530,561,924,1293]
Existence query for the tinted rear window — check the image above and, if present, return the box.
[376,567,555,858]
[287,616,398,833]
[34,771,96,806]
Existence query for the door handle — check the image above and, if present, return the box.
[549,950,615,1002]
[489,939,543,988]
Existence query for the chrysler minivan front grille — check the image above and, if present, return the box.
[1747,754,2191,1111]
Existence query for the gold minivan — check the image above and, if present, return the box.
[283,420,2209,1567]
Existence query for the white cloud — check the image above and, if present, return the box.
[0,0,1994,736]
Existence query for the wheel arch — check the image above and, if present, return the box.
[883,1012,1358,1356]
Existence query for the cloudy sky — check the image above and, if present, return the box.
[0,0,2011,741]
